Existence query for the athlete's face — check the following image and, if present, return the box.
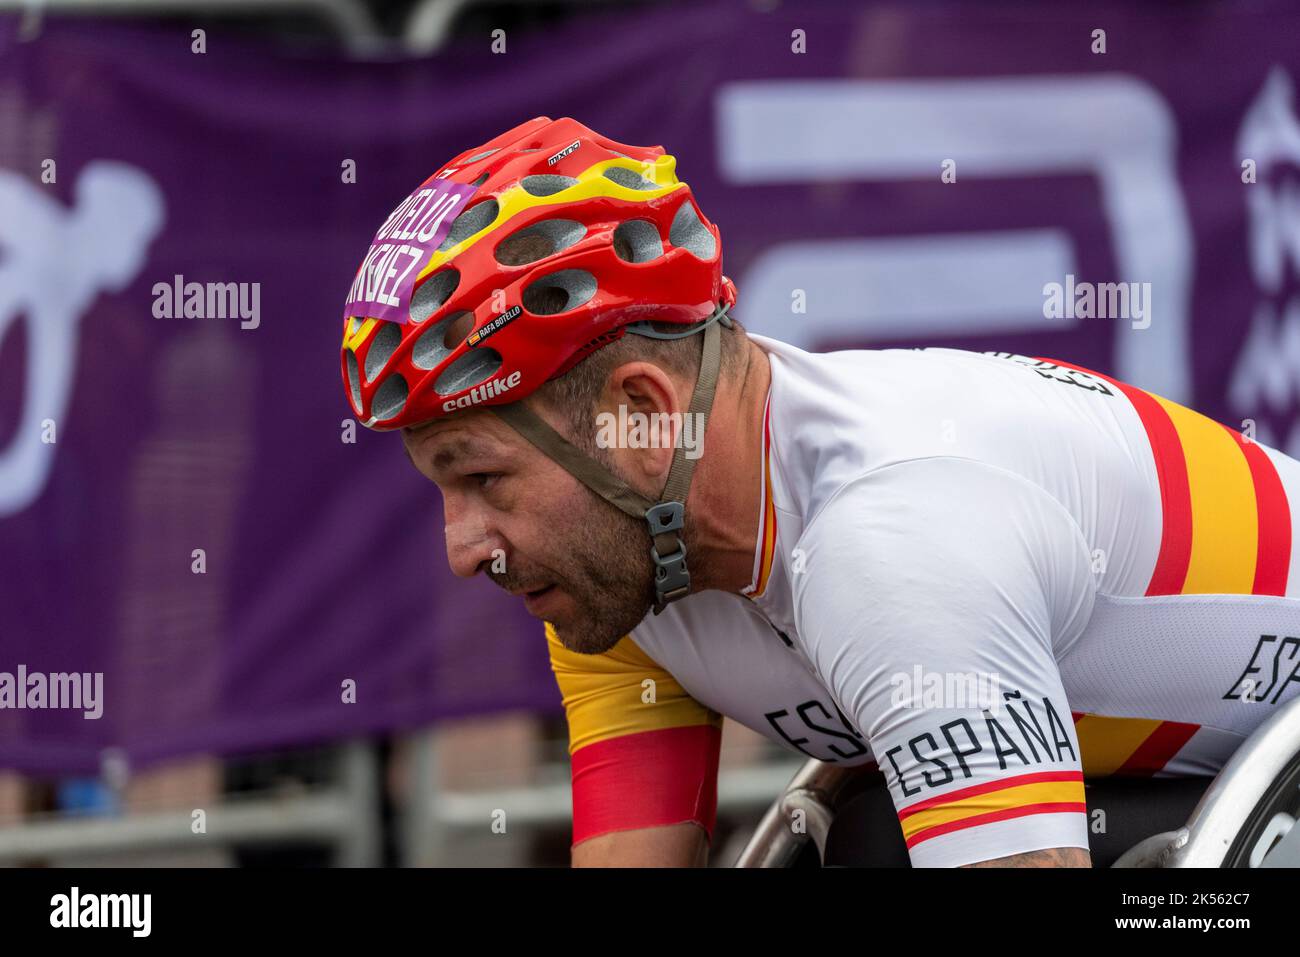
[402,407,654,655]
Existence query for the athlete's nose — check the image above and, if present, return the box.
[443,497,502,579]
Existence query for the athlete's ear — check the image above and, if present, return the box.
[601,360,682,481]
[607,360,682,415]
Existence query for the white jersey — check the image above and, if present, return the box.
[548,334,1300,866]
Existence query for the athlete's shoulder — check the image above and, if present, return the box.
[800,455,1092,560]
[753,338,1104,519]
[792,456,1097,645]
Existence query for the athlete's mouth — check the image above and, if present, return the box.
[520,584,560,616]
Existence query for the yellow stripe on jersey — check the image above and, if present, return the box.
[1149,395,1259,594]
[1073,714,1164,776]
[1072,712,1203,776]
[897,770,1086,849]
[545,622,721,755]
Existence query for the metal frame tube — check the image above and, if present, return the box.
[1162,695,1300,867]
[733,761,858,867]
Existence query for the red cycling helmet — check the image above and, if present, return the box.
[341,115,737,430]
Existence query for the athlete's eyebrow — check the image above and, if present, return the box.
[425,436,496,474]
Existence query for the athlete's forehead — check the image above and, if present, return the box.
[401,412,517,474]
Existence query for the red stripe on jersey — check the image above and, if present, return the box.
[570,723,721,847]
[897,769,1084,818]
[1116,720,1201,776]
[1035,358,1193,595]
[903,802,1088,849]
[1228,425,1292,596]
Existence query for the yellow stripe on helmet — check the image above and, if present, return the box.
[416,154,687,285]
[343,316,378,353]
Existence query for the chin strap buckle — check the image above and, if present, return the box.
[646,501,690,615]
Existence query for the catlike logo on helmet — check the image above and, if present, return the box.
[441,370,523,412]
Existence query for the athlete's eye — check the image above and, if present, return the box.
[469,472,501,490]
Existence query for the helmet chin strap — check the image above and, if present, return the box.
[490,303,731,615]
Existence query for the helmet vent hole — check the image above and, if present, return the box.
[410,269,460,323]
[412,310,473,370]
[669,200,716,260]
[603,166,657,191]
[470,171,490,187]
[495,219,586,266]
[521,269,597,316]
[345,350,362,411]
[435,349,504,396]
[444,311,476,348]
[437,199,499,253]
[372,373,409,421]
[462,148,498,164]
[521,174,577,197]
[613,220,664,263]
[363,321,402,382]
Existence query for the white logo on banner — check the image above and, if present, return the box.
[0,161,164,517]
[716,76,1194,401]
[1229,67,1300,456]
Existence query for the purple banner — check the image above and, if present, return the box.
[0,0,1298,772]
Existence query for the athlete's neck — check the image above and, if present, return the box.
[684,336,772,594]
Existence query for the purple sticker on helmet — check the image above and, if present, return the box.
[343,177,479,325]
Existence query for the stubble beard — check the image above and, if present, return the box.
[555,487,657,655]
[493,478,658,656]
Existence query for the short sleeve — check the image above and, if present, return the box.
[792,457,1096,866]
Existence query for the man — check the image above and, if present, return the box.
[341,116,1300,867]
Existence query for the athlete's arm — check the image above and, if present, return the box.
[546,623,723,867]
[793,457,1098,868]
[572,822,708,867]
